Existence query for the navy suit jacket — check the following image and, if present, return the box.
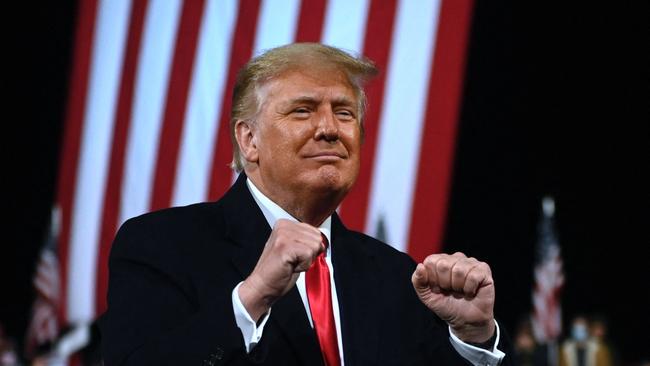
[99,173,513,365]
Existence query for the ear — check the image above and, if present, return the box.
[235,120,259,164]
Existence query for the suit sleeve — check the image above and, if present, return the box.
[98,218,265,366]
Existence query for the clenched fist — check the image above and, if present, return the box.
[412,252,496,343]
[238,219,324,321]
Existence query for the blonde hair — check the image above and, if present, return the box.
[230,43,378,171]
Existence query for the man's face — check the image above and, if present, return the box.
[249,66,361,202]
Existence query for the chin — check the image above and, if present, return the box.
[310,166,355,195]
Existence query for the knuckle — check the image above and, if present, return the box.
[423,255,437,266]
[467,271,482,284]
[422,259,432,268]
[451,264,466,279]
[478,262,491,274]
[437,258,452,271]
[278,231,291,242]
[275,238,288,250]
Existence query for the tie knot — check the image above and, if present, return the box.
[320,233,329,249]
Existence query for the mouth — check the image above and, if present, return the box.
[305,152,346,162]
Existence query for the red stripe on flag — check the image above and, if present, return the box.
[150,0,206,211]
[338,0,398,231]
[95,0,149,317]
[407,0,474,262]
[295,0,327,42]
[207,0,262,200]
[56,0,100,324]
[70,353,81,366]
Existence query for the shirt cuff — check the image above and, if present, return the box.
[448,320,506,366]
[231,281,271,353]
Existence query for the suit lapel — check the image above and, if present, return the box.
[221,173,322,365]
[269,289,324,365]
[331,214,380,365]
[219,174,268,275]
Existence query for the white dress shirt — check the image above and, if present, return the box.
[232,178,506,365]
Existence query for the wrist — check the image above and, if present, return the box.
[466,328,497,350]
[239,277,274,322]
[450,319,496,344]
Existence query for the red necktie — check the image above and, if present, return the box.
[305,233,341,366]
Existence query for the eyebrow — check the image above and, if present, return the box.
[281,95,356,107]
[283,96,319,106]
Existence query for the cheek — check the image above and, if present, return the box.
[263,128,305,162]
[341,125,362,154]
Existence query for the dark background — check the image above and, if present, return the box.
[3,1,648,364]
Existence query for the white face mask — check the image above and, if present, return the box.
[571,323,588,341]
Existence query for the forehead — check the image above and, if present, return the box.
[258,67,357,104]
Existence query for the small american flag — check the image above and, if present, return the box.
[24,207,62,359]
[531,196,564,344]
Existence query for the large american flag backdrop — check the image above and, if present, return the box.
[55,0,473,331]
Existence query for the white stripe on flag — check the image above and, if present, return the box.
[173,0,238,207]
[68,0,132,323]
[366,0,441,251]
[253,0,301,56]
[120,0,183,224]
[321,0,370,54]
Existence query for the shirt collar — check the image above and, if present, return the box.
[246,178,332,247]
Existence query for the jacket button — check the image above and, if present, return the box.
[202,348,224,365]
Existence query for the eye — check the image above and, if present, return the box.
[291,107,311,118]
[335,109,355,121]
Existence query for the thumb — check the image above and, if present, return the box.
[411,263,429,290]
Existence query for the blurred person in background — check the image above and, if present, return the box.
[559,315,613,366]
[588,315,618,366]
[513,317,551,366]
[513,317,537,365]
[0,324,19,366]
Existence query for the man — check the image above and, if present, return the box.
[559,316,612,366]
[99,43,512,365]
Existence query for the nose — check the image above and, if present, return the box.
[314,108,339,142]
